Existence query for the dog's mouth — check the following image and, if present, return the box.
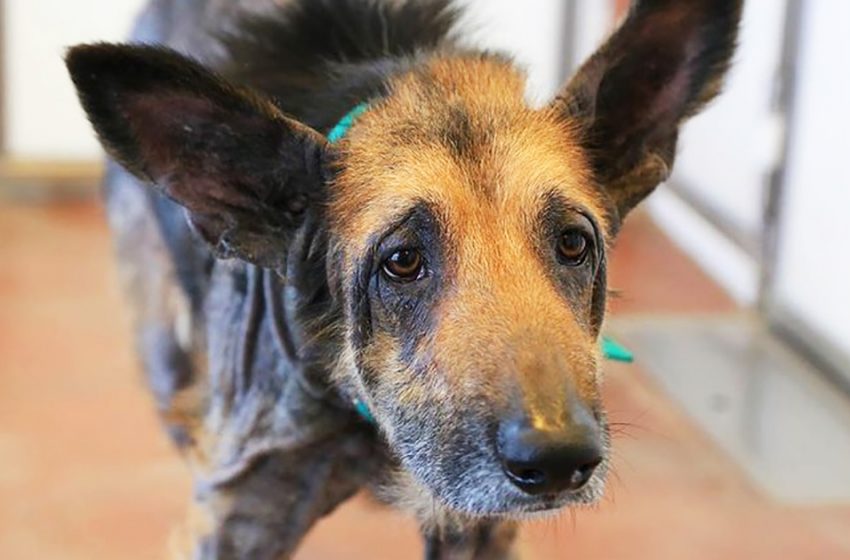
[420,453,610,521]
[503,496,573,518]
[492,465,608,519]
[383,410,610,521]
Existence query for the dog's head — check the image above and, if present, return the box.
[67,0,741,520]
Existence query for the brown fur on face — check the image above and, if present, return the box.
[328,55,612,517]
[332,54,609,396]
[332,55,612,244]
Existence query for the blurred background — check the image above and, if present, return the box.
[1,0,848,558]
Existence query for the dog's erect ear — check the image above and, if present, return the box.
[66,43,331,268]
[554,0,742,223]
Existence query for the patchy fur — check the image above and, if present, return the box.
[66,0,742,557]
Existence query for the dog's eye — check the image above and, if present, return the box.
[382,248,424,281]
[558,229,591,266]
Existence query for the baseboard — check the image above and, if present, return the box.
[647,186,760,306]
[766,303,850,393]
[0,158,102,201]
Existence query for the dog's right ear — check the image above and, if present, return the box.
[66,43,331,268]
[553,0,742,226]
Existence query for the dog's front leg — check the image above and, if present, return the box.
[175,432,377,560]
[423,521,518,560]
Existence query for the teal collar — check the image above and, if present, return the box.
[602,336,634,363]
[325,106,634,423]
[327,103,370,144]
[326,103,374,422]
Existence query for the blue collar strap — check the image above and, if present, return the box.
[327,103,370,144]
[326,106,634,421]
[602,336,634,363]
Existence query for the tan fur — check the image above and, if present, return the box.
[330,55,608,422]
[332,56,609,246]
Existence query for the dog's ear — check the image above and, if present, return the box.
[554,0,742,224]
[66,43,331,268]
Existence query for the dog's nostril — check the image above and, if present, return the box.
[569,458,603,490]
[505,464,546,486]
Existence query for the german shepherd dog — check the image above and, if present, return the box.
[66,0,742,557]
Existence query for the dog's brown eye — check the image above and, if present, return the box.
[558,229,590,265]
[382,249,424,281]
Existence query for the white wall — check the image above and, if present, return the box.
[457,0,567,104]
[647,190,760,305]
[4,0,569,160]
[773,0,850,369]
[570,0,614,69]
[4,0,146,159]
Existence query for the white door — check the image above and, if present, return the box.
[771,0,850,380]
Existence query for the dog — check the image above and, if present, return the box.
[66,0,742,557]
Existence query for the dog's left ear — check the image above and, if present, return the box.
[66,43,331,268]
[554,0,743,224]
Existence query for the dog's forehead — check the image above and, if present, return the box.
[330,55,609,250]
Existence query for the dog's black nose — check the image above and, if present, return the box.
[497,416,603,495]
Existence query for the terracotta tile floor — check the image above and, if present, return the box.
[1,200,848,559]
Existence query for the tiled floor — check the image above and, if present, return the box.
[1,200,848,559]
